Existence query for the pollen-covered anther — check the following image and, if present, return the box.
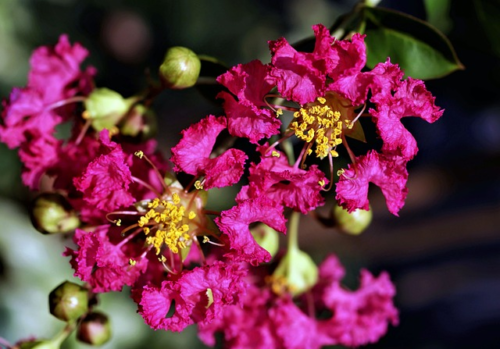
[134,150,144,159]
[276,108,283,117]
[194,180,204,190]
[289,97,344,159]
[271,150,281,158]
[137,194,193,255]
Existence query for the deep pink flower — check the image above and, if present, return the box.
[138,262,246,332]
[237,149,327,214]
[198,285,280,349]
[64,226,148,293]
[74,130,135,220]
[170,115,247,189]
[328,33,366,80]
[335,151,409,216]
[215,198,287,265]
[268,24,339,104]
[217,60,280,143]
[317,269,399,347]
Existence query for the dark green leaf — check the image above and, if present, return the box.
[474,0,500,57]
[362,6,463,80]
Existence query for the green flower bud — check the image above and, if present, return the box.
[49,281,89,322]
[334,204,372,235]
[76,312,111,346]
[84,88,135,132]
[159,46,201,89]
[273,249,318,297]
[30,193,80,235]
[119,104,157,141]
[251,224,279,259]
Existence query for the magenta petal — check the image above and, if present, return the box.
[74,130,135,214]
[335,151,408,216]
[329,33,367,80]
[171,115,247,189]
[215,198,287,265]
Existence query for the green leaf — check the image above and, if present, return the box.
[362,6,463,80]
[424,0,452,34]
[195,55,229,104]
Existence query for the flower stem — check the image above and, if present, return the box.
[288,211,300,252]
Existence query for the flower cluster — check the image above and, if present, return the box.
[0,23,443,348]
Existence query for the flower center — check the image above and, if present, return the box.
[290,96,343,159]
[137,192,197,255]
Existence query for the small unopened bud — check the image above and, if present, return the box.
[77,312,111,346]
[30,193,80,235]
[120,104,157,141]
[251,224,279,258]
[334,205,372,235]
[159,46,201,89]
[49,281,89,322]
[273,249,318,297]
[85,88,135,131]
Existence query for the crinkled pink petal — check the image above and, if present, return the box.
[371,77,444,159]
[329,33,366,80]
[179,262,247,326]
[74,130,135,217]
[64,227,147,293]
[171,115,247,189]
[217,60,273,107]
[317,270,398,347]
[329,59,403,106]
[138,282,192,332]
[269,24,338,104]
[0,88,60,148]
[28,34,90,102]
[269,297,321,349]
[198,285,280,349]
[18,134,61,190]
[237,151,327,214]
[335,151,408,216]
[215,198,287,265]
[218,92,280,143]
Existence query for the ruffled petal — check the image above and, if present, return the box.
[215,198,287,265]
[335,151,408,216]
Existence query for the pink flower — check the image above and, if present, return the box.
[138,262,246,332]
[268,24,339,104]
[316,268,399,347]
[215,198,287,265]
[335,151,409,216]
[64,226,147,293]
[217,60,280,143]
[74,130,135,221]
[170,115,247,189]
[237,149,327,214]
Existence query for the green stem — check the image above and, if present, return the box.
[51,321,76,348]
[287,211,300,252]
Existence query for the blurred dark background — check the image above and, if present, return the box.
[0,0,499,348]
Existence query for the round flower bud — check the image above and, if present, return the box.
[251,224,279,259]
[333,204,372,235]
[159,46,201,89]
[49,281,89,322]
[76,312,111,346]
[119,104,157,141]
[84,88,135,132]
[30,193,80,235]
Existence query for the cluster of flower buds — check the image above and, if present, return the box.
[0,23,442,348]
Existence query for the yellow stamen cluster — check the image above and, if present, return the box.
[137,193,196,254]
[290,97,343,158]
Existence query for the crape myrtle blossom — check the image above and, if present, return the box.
[0,35,95,189]
[216,23,443,215]
[198,255,398,349]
